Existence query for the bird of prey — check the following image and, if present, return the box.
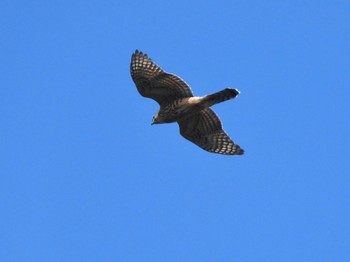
[130,50,244,155]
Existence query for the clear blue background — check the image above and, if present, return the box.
[1,0,350,261]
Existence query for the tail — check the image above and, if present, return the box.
[202,88,240,108]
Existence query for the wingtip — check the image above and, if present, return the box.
[132,49,148,58]
[237,149,244,155]
[235,144,244,155]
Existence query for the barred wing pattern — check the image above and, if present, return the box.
[178,108,244,155]
[130,50,244,156]
[130,50,193,106]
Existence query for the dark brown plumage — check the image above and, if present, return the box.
[130,50,244,155]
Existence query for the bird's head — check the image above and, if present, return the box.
[151,112,160,125]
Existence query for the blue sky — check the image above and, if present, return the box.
[1,0,350,261]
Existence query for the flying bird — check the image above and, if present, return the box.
[130,50,244,155]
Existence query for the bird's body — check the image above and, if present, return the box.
[154,96,203,123]
[130,50,244,155]
[155,89,239,123]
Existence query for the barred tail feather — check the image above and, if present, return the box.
[203,88,240,107]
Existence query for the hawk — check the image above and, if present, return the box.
[130,50,244,155]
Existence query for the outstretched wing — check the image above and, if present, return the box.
[178,108,244,155]
[130,50,193,106]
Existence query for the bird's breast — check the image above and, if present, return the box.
[159,97,204,123]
